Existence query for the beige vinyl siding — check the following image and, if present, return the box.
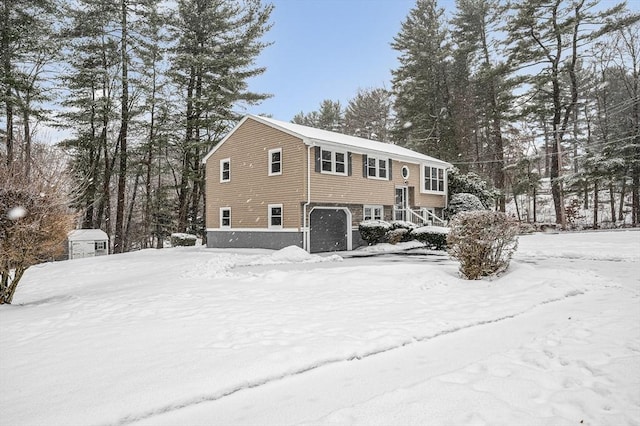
[310,156,446,208]
[205,118,308,229]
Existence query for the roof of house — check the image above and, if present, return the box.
[68,229,109,241]
[203,115,453,167]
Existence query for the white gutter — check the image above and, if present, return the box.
[302,144,312,252]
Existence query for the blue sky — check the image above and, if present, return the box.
[244,0,431,120]
[243,0,637,122]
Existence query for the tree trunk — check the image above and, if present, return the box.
[113,0,129,254]
[609,184,616,225]
[619,177,627,222]
[2,0,13,168]
[593,181,598,229]
[0,267,26,305]
[532,186,537,223]
[22,107,31,178]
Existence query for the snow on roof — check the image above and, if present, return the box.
[68,229,109,241]
[202,115,453,167]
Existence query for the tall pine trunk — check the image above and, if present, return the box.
[2,0,13,168]
[113,0,129,253]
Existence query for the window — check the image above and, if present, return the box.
[269,148,282,176]
[365,155,388,179]
[220,207,231,228]
[401,165,410,180]
[363,205,384,220]
[268,204,283,228]
[320,148,347,175]
[423,166,445,193]
[95,241,106,251]
[220,158,230,182]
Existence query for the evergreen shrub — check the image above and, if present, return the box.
[447,211,518,280]
[170,233,197,246]
[390,220,416,243]
[411,226,449,250]
[358,220,392,245]
[446,193,486,219]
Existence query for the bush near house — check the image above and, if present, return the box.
[445,192,486,219]
[170,233,197,246]
[389,221,416,243]
[447,211,518,280]
[358,220,392,245]
[411,226,449,250]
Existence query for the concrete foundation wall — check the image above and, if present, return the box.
[207,230,303,250]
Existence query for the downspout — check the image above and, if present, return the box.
[303,144,312,252]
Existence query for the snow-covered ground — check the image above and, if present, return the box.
[1,230,639,426]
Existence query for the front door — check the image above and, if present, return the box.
[395,187,408,221]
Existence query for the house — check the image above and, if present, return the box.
[202,115,452,253]
[67,229,109,259]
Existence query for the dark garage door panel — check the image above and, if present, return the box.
[310,209,348,253]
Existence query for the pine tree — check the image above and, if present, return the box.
[344,88,392,141]
[132,0,172,248]
[1,0,60,172]
[506,0,637,227]
[292,99,344,131]
[391,0,457,161]
[58,0,121,235]
[451,0,512,211]
[169,0,273,232]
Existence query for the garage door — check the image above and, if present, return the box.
[310,208,348,253]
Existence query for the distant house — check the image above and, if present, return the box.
[68,229,109,259]
[202,115,452,253]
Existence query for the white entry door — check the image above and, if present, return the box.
[395,187,408,221]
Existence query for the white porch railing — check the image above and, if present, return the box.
[394,208,447,227]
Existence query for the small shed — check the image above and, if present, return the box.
[68,229,109,260]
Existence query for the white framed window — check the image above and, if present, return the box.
[269,148,282,176]
[423,166,445,193]
[367,156,388,179]
[268,204,283,228]
[321,148,347,175]
[401,165,410,180]
[220,207,231,228]
[220,158,230,182]
[363,205,384,221]
[95,241,107,251]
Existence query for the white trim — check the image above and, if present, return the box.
[246,115,452,168]
[320,148,348,176]
[420,164,446,194]
[308,206,352,252]
[220,158,231,183]
[202,116,251,164]
[401,165,410,180]
[363,204,384,220]
[220,207,231,228]
[366,156,389,180]
[207,227,299,233]
[394,186,409,221]
[268,203,283,229]
[268,148,282,176]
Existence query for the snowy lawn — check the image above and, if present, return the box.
[1,230,639,425]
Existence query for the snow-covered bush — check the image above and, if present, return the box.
[390,220,416,243]
[411,226,449,250]
[447,168,496,208]
[447,211,518,280]
[446,193,486,218]
[170,233,197,246]
[358,220,392,245]
[386,228,409,244]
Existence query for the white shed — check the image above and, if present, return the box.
[68,229,109,260]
